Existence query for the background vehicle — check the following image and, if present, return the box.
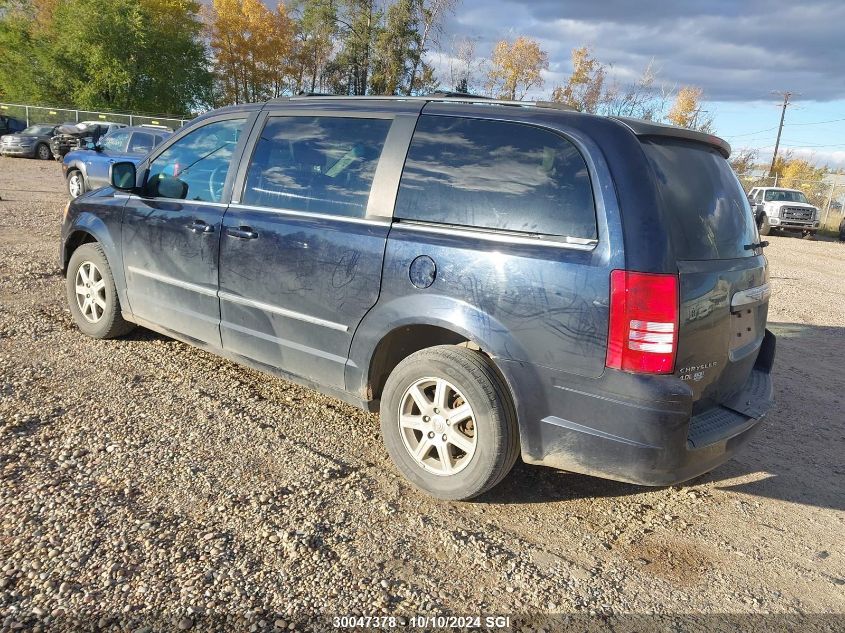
[50,120,126,160]
[748,186,820,236]
[0,114,26,136]
[62,125,170,198]
[0,124,57,159]
[59,95,775,501]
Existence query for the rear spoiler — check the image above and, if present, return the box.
[611,116,731,159]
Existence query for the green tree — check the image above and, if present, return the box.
[326,0,379,96]
[0,0,211,115]
[369,0,417,95]
[290,0,337,94]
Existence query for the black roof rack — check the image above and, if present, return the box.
[269,93,579,112]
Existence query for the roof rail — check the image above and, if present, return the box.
[269,93,580,112]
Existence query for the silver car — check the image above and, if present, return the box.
[0,124,58,160]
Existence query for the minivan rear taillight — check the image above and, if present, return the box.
[606,270,678,374]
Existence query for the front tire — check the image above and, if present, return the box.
[759,215,772,236]
[67,170,86,199]
[380,345,519,500]
[66,243,134,339]
[36,143,51,160]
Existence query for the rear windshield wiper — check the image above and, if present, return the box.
[744,240,769,250]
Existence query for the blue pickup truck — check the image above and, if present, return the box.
[62,125,171,198]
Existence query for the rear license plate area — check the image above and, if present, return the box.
[730,306,759,352]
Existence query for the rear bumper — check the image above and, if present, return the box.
[501,330,776,486]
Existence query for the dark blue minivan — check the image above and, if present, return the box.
[59,95,775,500]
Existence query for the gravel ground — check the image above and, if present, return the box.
[1,156,843,631]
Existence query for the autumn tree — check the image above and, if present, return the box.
[207,0,294,104]
[551,46,608,113]
[775,156,830,208]
[485,36,548,100]
[666,85,713,132]
[729,148,758,176]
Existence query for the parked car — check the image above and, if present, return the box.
[62,125,171,199]
[747,186,820,236]
[0,114,26,136]
[0,124,58,159]
[50,120,127,160]
[59,95,775,500]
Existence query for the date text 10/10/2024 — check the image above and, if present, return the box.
[333,615,512,629]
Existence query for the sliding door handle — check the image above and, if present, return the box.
[187,220,214,234]
[226,225,258,240]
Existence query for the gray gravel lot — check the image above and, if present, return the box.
[1,156,844,631]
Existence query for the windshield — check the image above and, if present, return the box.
[643,138,759,260]
[764,189,809,203]
[21,125,53,135]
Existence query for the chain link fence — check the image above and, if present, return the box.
[737,172,845,233]
[1,101,189,130]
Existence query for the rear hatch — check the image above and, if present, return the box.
[642,138,769,415]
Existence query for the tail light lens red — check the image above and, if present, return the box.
[606,270,679,374]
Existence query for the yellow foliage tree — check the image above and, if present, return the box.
[776,157,829,208]
[666,85,713,132]
[485,36,548,100]
[208,0,294,104]
[550,46,607,113]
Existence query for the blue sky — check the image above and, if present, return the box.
[431,0,845,169]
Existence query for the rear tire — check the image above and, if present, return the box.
[66,243,134,339]
[36,143,51,160]
[379,345,519,500]
[759,215,772,236]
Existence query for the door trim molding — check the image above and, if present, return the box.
[126,266,350,332]
[127,266,218,297]
[218,291,349,332]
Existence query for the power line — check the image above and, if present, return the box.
[786,116,845,127]
[723,115,845,141]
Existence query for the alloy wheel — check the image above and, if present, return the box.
[398,377,478,476]
[74,261,106,323]
[69,174,82,198]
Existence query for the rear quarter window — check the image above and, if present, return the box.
[394,115,597,240]
[643,138,759,260]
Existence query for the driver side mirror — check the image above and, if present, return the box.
[110,161,137,191]
[146,174,188,199]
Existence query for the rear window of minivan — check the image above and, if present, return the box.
[643,138,759,260]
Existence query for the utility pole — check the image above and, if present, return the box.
[768,91,792,177]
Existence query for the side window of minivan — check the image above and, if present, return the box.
[394,115,597,240]
[241,116,392,217]
[146,118,246,202]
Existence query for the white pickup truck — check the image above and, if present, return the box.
[747,187,820,237]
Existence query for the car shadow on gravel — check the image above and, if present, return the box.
[474,460,649,504]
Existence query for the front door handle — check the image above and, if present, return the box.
[187,220,214,234]
[226,225,258,240]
